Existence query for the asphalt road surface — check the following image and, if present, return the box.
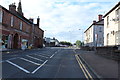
[1,47,95,79]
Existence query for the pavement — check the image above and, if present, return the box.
[75,49,119,80]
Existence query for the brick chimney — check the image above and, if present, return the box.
[98,14,103,21]
[29,18,34,23]
[9,3,16,12]
[37,16,40,27]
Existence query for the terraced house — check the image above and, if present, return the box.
[103,1,120,46]
[0,1,44,50]
[84,15,104,47]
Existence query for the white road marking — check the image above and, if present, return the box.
[55,51,57,54]
[20,58,40,65]
[26,55,44,62]
[34,54,48,58]
[0,57,19,63]
[0,61,3,63]
[50,54,55,58]
[32,60,48,74]
[73,50,76,53]
[6,60,30,73]
[37,54,51,57]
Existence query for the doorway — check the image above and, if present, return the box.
[13,33,19,49]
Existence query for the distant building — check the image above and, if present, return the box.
[103,1,120,46]
[84,15,104,47]
[0,1,44,50]
[44,37,59,47]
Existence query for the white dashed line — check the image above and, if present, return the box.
[6,60,30,73]
[20,58,40,65]
[37,54,51,57]
[26,55,44,62]
[31,60,48,74]
[55,52,57,54]
[50,54,55,58]
[34,54,48,58]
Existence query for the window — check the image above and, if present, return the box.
[0,10,3,23]
[20,21,23,30]
[116,9,119,21]
[107,33,109,45]
[11,16,14,26]
[116,9,119,17]
[107,16,109,26]
[99,27,102,32]
[26,26,29,32]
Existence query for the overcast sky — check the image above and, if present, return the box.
[0,0,119,43]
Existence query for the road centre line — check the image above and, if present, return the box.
[6,60,30,73]
[20,58,40,65]
[75,55,93,80]
[34,54,48,58]
[26,55,44,62]
[50,54,55,58]
[31,60,48,74]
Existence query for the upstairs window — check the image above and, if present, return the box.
[116,9,119,21]
[20,21,23,30]
[11,16,14,27]
[0,10,3,23]
[107,16,109,26]
[116,9,119,17]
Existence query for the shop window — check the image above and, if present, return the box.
[2,35,8,48]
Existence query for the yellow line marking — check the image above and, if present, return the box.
[75,54,94,80]
[75,55,89,80]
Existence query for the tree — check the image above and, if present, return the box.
[76,40,81,47]
[60,41,72,46]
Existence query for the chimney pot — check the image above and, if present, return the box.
[93,20,96,24]
[98,14,103,21]
[9,3,16,12]
[37,16,40,27]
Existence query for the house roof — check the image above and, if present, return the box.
[0,5,33,25]
[103,1,120,18]
[0,5,44,32]
[84,19,104,33]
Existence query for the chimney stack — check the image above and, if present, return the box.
[93,20,96,24]
[37,16,40,27]
[9,3,16,12]
[29,18,34,23]
[98,14,103,21]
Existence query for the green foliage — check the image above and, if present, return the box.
[76,40,81,47]
[60,41,72,46]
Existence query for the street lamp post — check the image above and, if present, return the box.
[79,29,83,46]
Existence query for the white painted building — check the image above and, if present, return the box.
[84,15,104,47]
[103,2,120,46]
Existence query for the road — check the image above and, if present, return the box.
[1,47,95,79]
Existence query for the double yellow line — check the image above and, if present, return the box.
[75,54,94,80]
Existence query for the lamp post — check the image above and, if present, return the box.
[79,28,83,46]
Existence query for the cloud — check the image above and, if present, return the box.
[0,0,119,43]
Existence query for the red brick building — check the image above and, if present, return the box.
[0,1,44,49]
